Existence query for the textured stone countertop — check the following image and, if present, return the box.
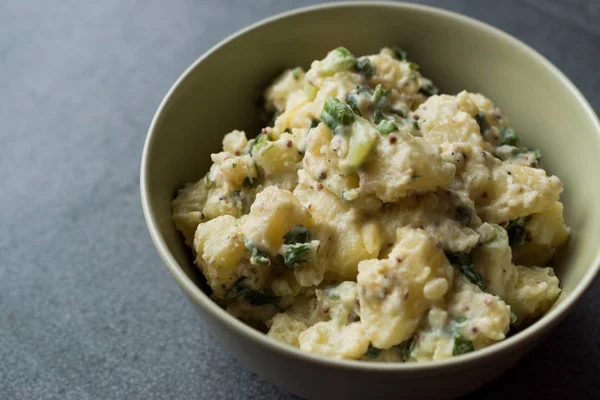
[2,0,599,398]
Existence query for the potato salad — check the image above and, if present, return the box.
[172,47,569,361]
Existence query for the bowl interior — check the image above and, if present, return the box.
[142,3,600,339]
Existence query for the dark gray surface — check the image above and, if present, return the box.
[2,0,599,398]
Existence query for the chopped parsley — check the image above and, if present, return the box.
[408,61,419,71]
[346,93,362,116]
[242,176,259,188]
[452,334,474,355]
[475,110,490,133]
[224,277,281,306]
[205,176,216,189]
[365,345,382,359]
[396,337,416,361]
[243,290,281,306]
[355,57,375,78]
[500,127,520,146]
[245,239,271,266]
[291,67,302,80]
[419,83,439,97]
[445,251,486,291]
[392,46,408,61]
[504,216,532,247]
[283,244,311,268]
[283,225,312,244]
[328,293,341,301]
[455,204,473,225]
[372,84,391,124]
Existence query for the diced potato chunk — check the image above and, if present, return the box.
[222,130,249,154]
[265,68,305,113]
[378,189,480,253]
[298,320,369,359]
[513,202,570,266]
[252,132,302,191]
[367,48,423,104]
[447,277,512,348]
[414,91,489,148]
[316,281,361,325]
[358,227,453,348]
[193,215,246,297]
[509,266,561,325]
[171,177,209,245]
[242,186,311,255]
[472,223,518,299]
[441,143,562,223]
[294,171,382,281]
[211,152,258,190]
[267,313,308,347]
[359,130,456,202]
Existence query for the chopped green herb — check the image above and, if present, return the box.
[283,225,312,245]
[455,204,473,225]
[205,176,216,189]
[356,86,374,96]
[355,57,374,78]
[512,147,542,167]
[411,118,420,130]
[242,176,259,188]
[407,61,419,70]
[392,46,408,61]
[225,277,281,307]
[243,289,281,306]
[504,216,532,247]
[445,251,486,291]
[250,247,271,265]
[320,47,357,75]
[365,345,382,359]
[284,128,292,133]
[310,119,320,129]
[321,97,355,132]
[328,293,341,301]
[391,108,407,118]
[372,84,391,124]
[452,334,474,355]
[510,310,518,324]
[224,277,249,299]
[376,119,398,134]
[346,94,362,116]
[500,127,520,146]
[283,244,311,268]
[253,133,270,153]
[396,337,416,361]
[232,163,237,168]
[419,84,439,97]
[245,239,271,265]
[292,67,302,80]
[475,110,490,133]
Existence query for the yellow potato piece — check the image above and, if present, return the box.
[359,130,456,202]
[193,215,246,297]
[358,227,453,349]
[242,186,312,255]
[294,171,382,281]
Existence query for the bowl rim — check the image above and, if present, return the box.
[140,1,600,373]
